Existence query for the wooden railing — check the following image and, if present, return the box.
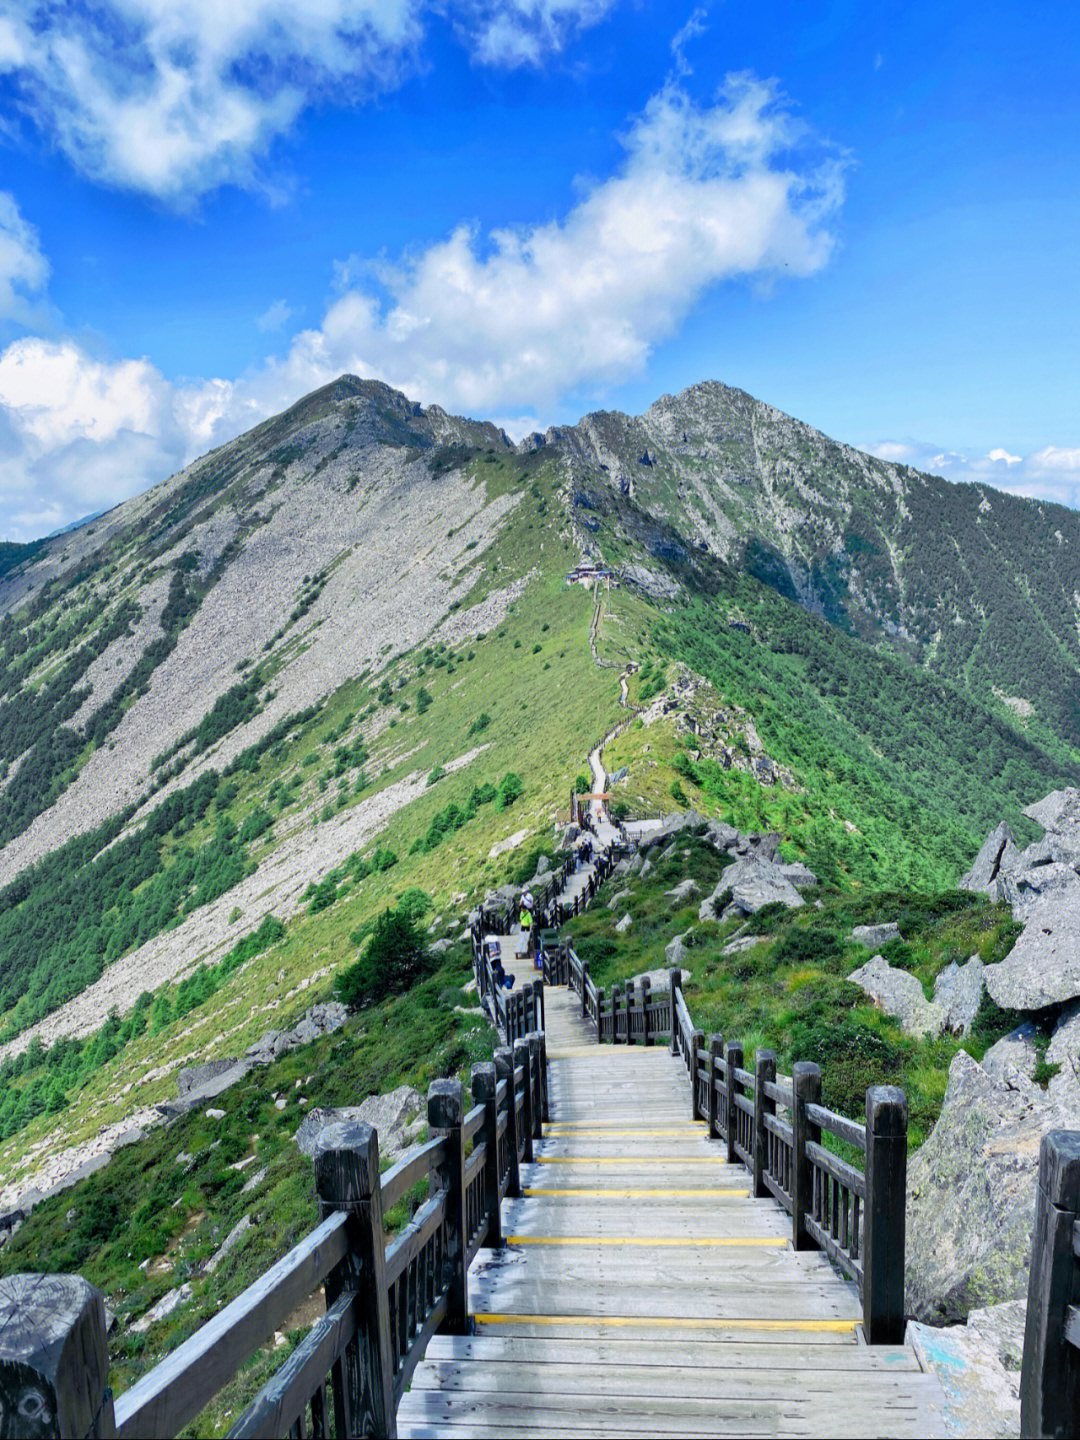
[0,1041,548,1439]
[1020,1130,1080,1438]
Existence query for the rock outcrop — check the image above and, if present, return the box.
[906,1050,1045,1323]
[699,856,804,921]
[959,821,1020,903]
[967,790,1080,1009]
[848,956,946,1038]
[933,956,985,1035]
[850,922,902,949]
[294,1086,424,1160]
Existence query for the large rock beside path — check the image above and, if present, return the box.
[847,956,946,1038]
[906,1050,1047,1323]
[294,1085,424,1159]
[984,889,1080,1009]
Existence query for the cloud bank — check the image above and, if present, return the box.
[0,0,620,202]
[0,74,847,538]
[863,439,1080,511]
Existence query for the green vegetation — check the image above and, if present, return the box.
[0,917,287,1141]
[562,830,1027,1146]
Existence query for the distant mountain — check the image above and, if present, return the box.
[0,369,1076,1080]
[544,380,1080,751]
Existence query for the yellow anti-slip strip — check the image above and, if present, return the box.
[507,1236,786,1248]
[544,1128,704,1137]
[524,1187,750,1198]
[533,1157,726,1166]
[474,1314,857,1333]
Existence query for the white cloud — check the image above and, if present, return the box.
[863,437,1080,510]
[0,71,846,538]
[0,191,49,323]
[255,75,846,415]
[255,299,294,332]
[0,0,620,201]
[0,338,232,538]
[670,7,708,78]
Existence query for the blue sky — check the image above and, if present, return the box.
[0,0,1078,538]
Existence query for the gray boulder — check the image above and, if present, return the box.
[666,878,700,903]
[968,1298,1027,1372]
[982,1023,1040,1087]
[703,820,741,852]
[607,887,632,911]
[708,857,804,918]
[1024,788,1080,834]
[908,1319,1019,1438]
[129,1283,193,1335]
[429,938,454,955]
[1001,861,1080,921]
[202,1215,254,1275]
[615,913,633,933]
[665,934,689,968]
[161,1058,254,1116]
[775,861,818,887]
[959,821,1021,900]
[933,956,985,1035]
[1047,1001,1080,1118]
[851,922,903,949]
[847,956,946,1039]
[295,1085,423,1159]
[483,883,522,921]
[906,1050,1046,1323]
[290,1002,348,1046]
[723,935,770,956]
[177,1058,243,1097]
[985,889,1080,1009]
[746,833,782,862]
[629,966,690,992]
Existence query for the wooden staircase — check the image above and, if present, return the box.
[398,989,947,1438]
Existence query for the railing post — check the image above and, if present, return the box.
[707,1034,724,1140]
[596,987,605,1043]
[754,1050,777,1199]
[625,982,636,1046]
[689,1028,704,1121]
[611,984,622,1043]
[494,1048,520,1199]
[471,1062,503,1250]
[862,1085,908,1345]
[427,1080,469,1335]
[792,1062,822,1252]
[526,1033,544,1139]
[1022,1131,1080,1438]
[641,977,652,1046]
[669,969,680,1056]
[315,1119,396,1438]
[534,979,545,1033]
[581,962,589,1019]
[0,1274,116,1439]
[513,1038,534,1164]
[724,1042,743,1163]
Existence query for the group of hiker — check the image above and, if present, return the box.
[480,813,606,995]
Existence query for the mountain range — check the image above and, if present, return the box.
[1,369,1077,1209]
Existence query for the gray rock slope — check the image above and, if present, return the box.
[0,379,520,891]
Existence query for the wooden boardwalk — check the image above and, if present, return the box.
[399,988,946,1438]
